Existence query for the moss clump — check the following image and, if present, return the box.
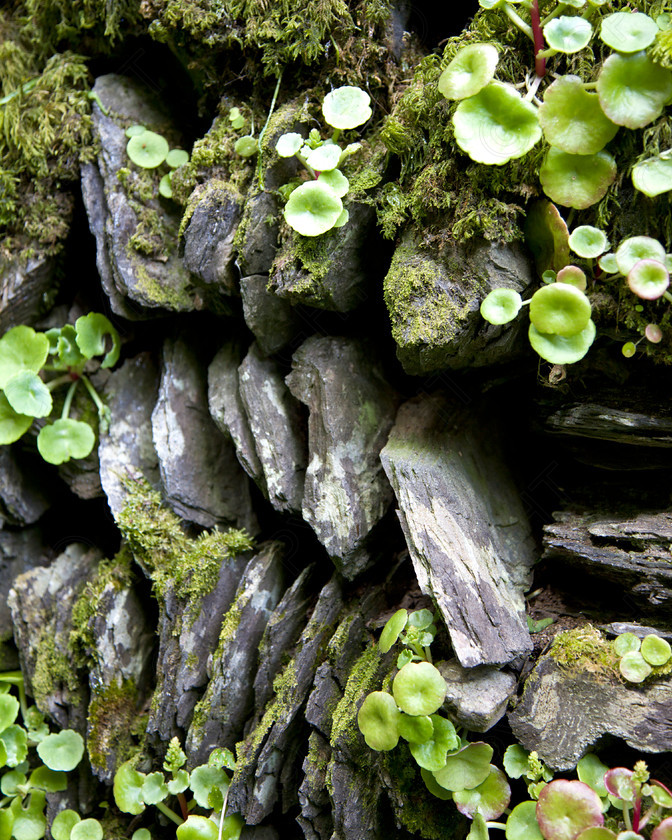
[549,624,620,678]
[87,677,140,775]
[30,632,83,713]
[117,475,253,602]
[330,643,384,751]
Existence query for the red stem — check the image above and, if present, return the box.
[633,793,642,833]
[178,792,189,821]
[531,0,546,78]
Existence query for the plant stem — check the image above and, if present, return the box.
[61,381,79,420]
[622,801,632,831]
[257,70,284,189]
[423,646,433,664]
[295,153,317,179]
[502,3,534,42]
[155,801,184,826]
[663,290,672,304]
[530,0,547,78]
[178,792,189,821]
[81,375,105,418]
[486,822,507,830]
[46,374,73,391]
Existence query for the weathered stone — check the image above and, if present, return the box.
[208,342,266,493]
[237,192,282,278]
[542,510,672,612]
[8,544,101,731]
[0,252,58,334]
[380,393,535,667]
[384,231,533,374]
[229,577,343,824]
[238,343,306,513]
[152,335,257,531]
[81,74,197,316]
[269,203,377,312]
[509,650,672,770]
[0,448,50,527]
[437,659,517,732]
[186,542,285,763]
[99,353,160,519]
[182,181,243,299]
[240,275,300,357]
[0,528,47,669]
[286,336,397,578]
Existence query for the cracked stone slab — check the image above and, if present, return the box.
[0,448,51,527]
[287,336,398,578]
[81,74,197,317]
[238,343,307,514]
[437,659,517,732]
[152,335,257,531]
[0,251,59,334]
[380,393,535,667]
[240,275,300,357]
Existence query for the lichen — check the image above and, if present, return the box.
[549,624,620,678]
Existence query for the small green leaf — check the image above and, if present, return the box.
[219,814,244,840]
[569,226,609,259]
[132,830,152,840]
[357,692,400,751]
[528,320,596,365]
[141,772,169,805]
[467,811,489,840]
[167,769,190,794]
[70,819,103,840]
[126,130,169,168]
[505,800,544,840]
[306,144,342,172]
[322,86,371,130]
[276,133,304,157]
[503,744,531,779]
[37,420,95,465]
[577,753,609,798]
[52,326,87,368]
[166,148,189,168]
[1,769,27,796]
[527,616,554,633]
[544,16,593,53]
[283,181,343,237]
[74,313,120,368]
[51,810,80,840]
[208,747,236,771]
[438,43,499,101]
[380,609,408,653]
[189,765,230,810]
[392,662,447,717]
[113,760,146,815]
[317,168,349,198]
[480,288,522,325]
[409,715,460,771]
[159,173,173,199]
[125,125,146,138]
[0,725,28,766]
[540,148,616,209]
[407,609,434,630]
[10,790,46,840]
[597,52,672,129]
[175,815,218,840]
[619,651,652,682]
[600,12,658,53]
[36,730,84,772]
[632,152,672,198]
[28,766,67,793]
[3,372,52,418]
[234,136,258,157]
[0,326,49,389]
[0,694,19,733]
[397,650,413,669]
[641,634,672,666]
[433,742,494,792]
[453,765,511,820]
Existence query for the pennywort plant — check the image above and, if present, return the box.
[614,632,672,683]
[125,125,190,200]
[113,738,244,840]
[0,670,95,840]
[275,85,371,236]
[0,314,120,464]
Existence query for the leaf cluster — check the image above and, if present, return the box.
[125,125,191,200]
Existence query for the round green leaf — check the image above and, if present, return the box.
[132,830,152,840]
[70,819,103,840]
[528,319,596,364]
[306,144,342,172]
[234,136,258,157]
[539,148,616,209]
[577,754,609,798]
[0,694,19,733]
[544,16,593,53]
[407,609,434,630]
[616,237,666,275]
[276,133,304,157]
[4,372,52,418]
[166,148,189,168]
[433,742,494,792]
[536,780,603,840]
[598,253,618,274]
[37,420,95,465]
[569,226,608,259]
[0,326,49,389]
[208,747,236,770]
[333,207,349,228]
[632,153,672,198]
[502,744,530,780]
[126,130,169,168]
[37,730,84,772]
[176,815,218,840]
[529,283,591,336]
[600,12,658,53]
[641,634,672,666]
[0,725,28,766]
[506,801,544,840]
[317,168,349,198]
[322,86,372,130]
[1,769,26,796]
[158,173,173,199]
[219,814,244,840]
[576,829,617,840]
[28,766,67,793]
[619,651,652,682]
[10,790,46,840]
[357,691,400,751]
[438,44,499,100]
[74,313,120,368]
[189,765,229,810]
[379,609,408,653]
[398,712,434,745]
[557,266,587,291]
[125,125,146,138]
[113,760,146,815]
[167,768,190,794]
[539,77,618,156]
[283,181,343,237]
[453,82,541,165]
[51,810,81,840]
[393,662,447,716]
[0,804,13,840]
[480,288,523,324]
[646,323,663,343]
[409,715,459,771]
[141,771,169,805]
[597,52,672,129]
[627,259,669,300]
[421,767,453,800]
[51,325,87,368]
[524,200,570,275]
[453,765,511,821]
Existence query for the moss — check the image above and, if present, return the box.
[30,633,82,713]
[330,643,384,750]
[117,476,253,603]
[87,677,140,775]
[549,625,620,678]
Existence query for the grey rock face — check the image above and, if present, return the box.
[287,336,397,578]
[182,181,243,299]
[238,343,306,513]
[380,393,535,667]
[384,232,534,374]
[8,544,101,731]
[186,542,285,764]
[237,192,282,278]
[208,343,266,493]
[0,448,50,527]
[0,252,57,334]
[152,335,257,531]
[437,659,517,732]
[81,74,197,316]
[509,651,672,770]
[240,275,300,357]
[99,353,160,520]
[269,203,376,312]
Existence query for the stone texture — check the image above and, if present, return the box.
[380,393,536,668]
[0,252,58,334]
[81,74,197,317]
[238,343,306,514]
[0,448,50,527]
[287,336,398,578]
[437,659,517,732]
[384,231,534,374]
[99,353,160,519]
[152,335,257,531]
[240,275,300,357]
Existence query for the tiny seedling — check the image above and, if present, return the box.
[125,125,190,199]
[0,314,119,464]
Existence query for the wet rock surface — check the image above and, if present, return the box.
[0,252,57,334]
